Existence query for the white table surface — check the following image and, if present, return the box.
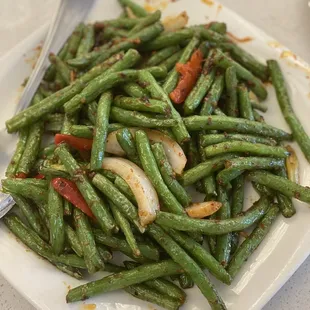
[0,0,309,309]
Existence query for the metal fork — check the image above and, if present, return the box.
[0,0,95,218]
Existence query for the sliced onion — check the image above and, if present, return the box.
[163,11,189,32]
[185,201,222,218]
[105,128,187,175]
[102,157,160,226]
[285,145,299,183]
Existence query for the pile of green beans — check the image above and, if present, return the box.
[3,1,310,309]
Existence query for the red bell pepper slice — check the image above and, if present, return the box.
[169,49,204,104]
[54,134,93,151]
[51,177,95,219]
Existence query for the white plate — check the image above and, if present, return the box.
[0,0,310,309]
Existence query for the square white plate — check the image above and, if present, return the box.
[0,0,310,309]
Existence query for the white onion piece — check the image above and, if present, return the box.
[185,201,222,218]
[102,157,160,226]
[163,11,189,32]
[106,128,187,175]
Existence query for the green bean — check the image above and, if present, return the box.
[11,194,49,241]
[69,125,93,138]
[178,274,194,289]
[196,27,229,44]
[114,175,137,204]
[49,54,71,85]
[55,144,117,234]
[135,130,185,215]
[252,182,274,197]
[127,10,161,37]
[230,174,245,254]
[110,106,176,127]
[93,229,160,261]
[97,245,113,262]
[205,141,289,159]
[125,282,183,310]
[47,184,65,255]
[141,28,194,51]
[238,84,254,121]
[207,22,227,34]
[163,37,200,94]
[76,24,95,57]
[217,157,284,186]
[122,82,149,98]
[249,169,310,202]
[73,208,104,273]
[38,143,56,159]
[90,91,112,171]
[114,95,170,114]
[91,173,140,229]
[163,227,231,284]
[2,179,47,205]
[200,74,225,116]
[214,185,232,267]
[64,23,84,60]
[225,66,238,117]
[64,224,83,257]
[152,142,191,207]
[227,205,279,278]
[155,196,270,234]
[197,133,217,199]
[86,101,98,125]
[213,48,267,100]
[184,115,291,140]
[116,128,141,165]
[148,224,226,310]
[95,18,141,30]
[64,48,141,113]
[110,202,140,257]
[275,164,296,217]
[184,51,216,116]
[4,214,87,269]
[6,129,29,177]
[200,133,276,147]
[63,200,72,216]
[6,51,126,132]
[146,45,180,67]
[124,261,186,303]
[219,43,269,81]
[44,113,64,133]
[55,263,83,280]
[268,59,310,163]
[159,49,183,71]
[39,161,69,179]
[182,153,236,186]
[44,42,68,81]
[15,122,43,176]
[119,0,148,17]
[61,112,78,135]
[138,70,190,144]
[253,110,264,122]
[66,259,183,302]
[251,101,268,113]
[92,22,164,67]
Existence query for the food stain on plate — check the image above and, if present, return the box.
[63,282,71,292]
[24,43,42,69]
[144,0,168,12]
[80,303,96,310]
[227,32,253,43]
[201,0,214,6]
[268,41,283,48]
[216,4,222,16]
[280,50,297,60]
